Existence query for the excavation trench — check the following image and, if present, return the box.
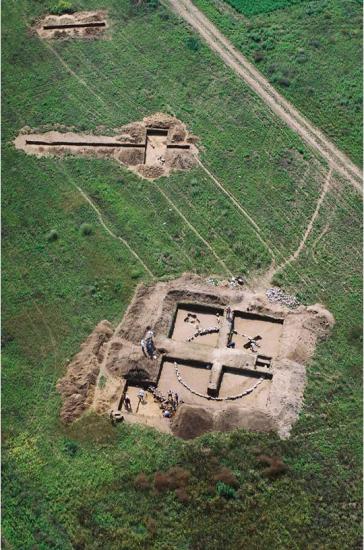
[15,114,199,180]
[43,22,106,30]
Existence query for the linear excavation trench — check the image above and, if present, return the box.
[43,22,106,30]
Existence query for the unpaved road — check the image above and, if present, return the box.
[164,0,362,193]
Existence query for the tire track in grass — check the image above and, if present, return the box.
[196,157,277,260]
[54,161,155,278]
[273,167,333,276]
[74,183,155,279]
[151,180,233,277]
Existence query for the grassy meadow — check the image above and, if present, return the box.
[194,0,363,165]
[2,0,362,548]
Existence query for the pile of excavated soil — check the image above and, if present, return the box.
[56,320,113,423]
[35,11,108,40]
[14,114,199,180]
[57,274,334,438]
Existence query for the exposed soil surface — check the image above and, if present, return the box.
[56,320,113,423]
[164,0,362,192]
[35,11,108,40]
[231,313,283,357]
[14,113,199,180]
[58,274,334,438]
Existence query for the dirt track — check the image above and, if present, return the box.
[164,0,362,194]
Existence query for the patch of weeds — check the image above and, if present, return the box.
[63,439,79,457]
[216,481,237,499]
[46,229,58,242]
[80,223,93,236]
[134,472,150,491]
[348,325,362,346]
[154,467,191,492]
[186,37,201,52]
[98,375,107,389]
[49,0,77,15]
[131,269,142,279]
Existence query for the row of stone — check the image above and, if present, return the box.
[173,362,264,401]
[186,326,220,342]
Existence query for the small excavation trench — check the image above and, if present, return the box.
[15,114,199,180]
[35,11,108,39]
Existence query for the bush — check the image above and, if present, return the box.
[213,466,239,487]
[175,487,190,503]
[253,51,265,62]
[131,269,142,279]
[154,467,191,492]
[63,439,79,457]
[186,37,201,51]
[348,325,362,345]
[257,455,288,478]
[46,229,58,242]
[134,472,150,491]
[80,223,93,236]
[49,1,76,15]
[216,481,237,499]
[98,375,106,389]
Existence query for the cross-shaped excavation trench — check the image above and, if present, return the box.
[15,115,198,180]
[153,303,280,402]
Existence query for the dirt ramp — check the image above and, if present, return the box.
[56,320,114,423]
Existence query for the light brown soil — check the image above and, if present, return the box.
[35,11,108,40]
[58,275,334,439]
[56,320,114,423]
[171,306,221,347]
[164,0,362,192]
[231,315,283,357]
[14,114,199,180]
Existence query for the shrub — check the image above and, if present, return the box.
[348,325,362,345]
[186,37,201,51]
[154,467,191,492]
[257,455,288,478]
[46,229,58,242]
[98,375,106,389]
[134,473,150,491]
[49,1,76,15]
[216,481,237,499]
[80,223,93,236]
[175,487,190,503]
[253,51,265,62]
[213,466,239,487]
[131,269,142,279]
[63,439,79,457]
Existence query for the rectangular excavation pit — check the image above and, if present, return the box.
[231,311,283,357]
[145,128,169,165]
[218,366,272,399]
[169,303,224,347]
[43,22,106,30]
[157,357,212,405]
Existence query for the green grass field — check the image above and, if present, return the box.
[194,0,363,166]
[3,0,362,548]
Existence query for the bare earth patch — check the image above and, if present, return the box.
[34,11,108,40]
[57,275,334,438]
[14,113,199,180]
